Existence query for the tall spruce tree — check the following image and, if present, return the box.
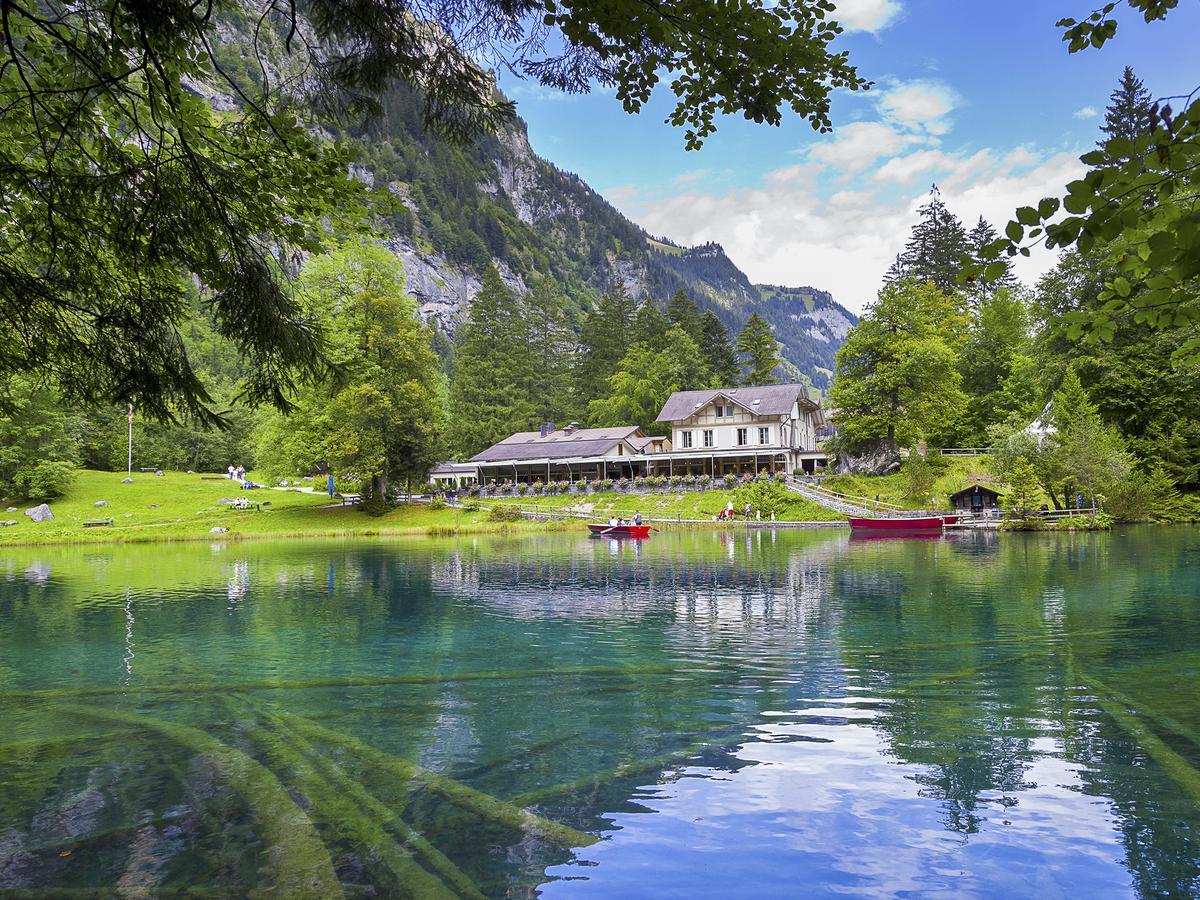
[1100,66,1154,159]
[575,285,636,408]
[447,268,534,458]
[633,302,671,351]
[700,312,740,387]
[885,186,970,293]
[523,277,574,428]
[666,289,705,342]
[736,313,782,385]
[966,217,1016,302]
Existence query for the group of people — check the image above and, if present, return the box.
[716,500,754,522]
[226,464,247,482]
[606,512,644,527]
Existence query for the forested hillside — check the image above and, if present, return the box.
[327,80,851,383]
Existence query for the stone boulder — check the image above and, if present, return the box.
[121,477,133,484]
[94,500,108,508]
[24,504,53,522]
[834,440,902,477]
[210,526,228,534]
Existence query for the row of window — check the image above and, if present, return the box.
[679,427,771,449]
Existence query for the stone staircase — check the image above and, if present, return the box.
[784,481,902,518]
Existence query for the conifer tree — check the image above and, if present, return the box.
[575,285,636,407]
[1099,66,1154,158]
[666,289,704,342]
[447,267,534,458]
[633,302,671,351]
[736,313,781,385]
[700,312,740,387]
[885,186,970,293]
[588,326,711,434]
[523,277,574,428]
[966,217,1016,302]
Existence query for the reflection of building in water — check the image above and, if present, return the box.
[427,533,844,634]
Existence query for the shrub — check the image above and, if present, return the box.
[517,483,529,495]
[724,474,738,487]
[697,474,710,486]
[359,493,394,517]
[462,500,480,512]
[598,479,614,491]
[680,474,693,486]
[557,480,571,492]
[575,479,588,491]
[733,479,792,519]
[487,505,525,523]
[429,499,447,511]
[531,482,544,494]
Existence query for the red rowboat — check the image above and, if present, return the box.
[848,515,958,531]
[587,523,652,538]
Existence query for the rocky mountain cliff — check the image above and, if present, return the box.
[345,87,858,388]
[207,28,858,386]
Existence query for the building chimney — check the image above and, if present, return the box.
[540,421,554,437]
[565,422,580,434]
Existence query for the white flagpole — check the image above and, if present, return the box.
[127,404,133,479]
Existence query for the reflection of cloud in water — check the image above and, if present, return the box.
[544,700,1131,897]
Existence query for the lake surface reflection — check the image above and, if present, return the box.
[1,527,1199,896]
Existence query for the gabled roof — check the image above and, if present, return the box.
[470,425,645,463]
[949,483,1004,501]
[656,384,816,423]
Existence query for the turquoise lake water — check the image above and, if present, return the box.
[1,526,1199,896]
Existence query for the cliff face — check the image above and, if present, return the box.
[209,25,857,382]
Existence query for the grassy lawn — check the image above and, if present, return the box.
[823,455,998,509]
[0,462,990,547]
[489,488,844,522]
[0,470,560,546]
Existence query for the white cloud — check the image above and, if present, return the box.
[808,121,928,175]
[1073,105,1099,120]
[877,80,959,135]
[622,149,1083,315]
[673,169,709,187]
[831,0,903,33]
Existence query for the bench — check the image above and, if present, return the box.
[200,476,228,481]
[337,494,362,507]
[83,518,114,528]
[138,467,160,473]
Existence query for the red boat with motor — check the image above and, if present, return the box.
[587,523,653,538]
[848,515,958,532]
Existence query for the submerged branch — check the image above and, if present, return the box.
[275,708,598,849]
[57,704,342,898]
[1,664,692,702]
[226,699,465,899]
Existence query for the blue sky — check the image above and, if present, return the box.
[496,0,1200,312]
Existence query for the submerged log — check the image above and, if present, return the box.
[275,709,598,849]
[227,701,467,899]
[510,728,751,808]
[3,664,690,702]
[58,705,342,899]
